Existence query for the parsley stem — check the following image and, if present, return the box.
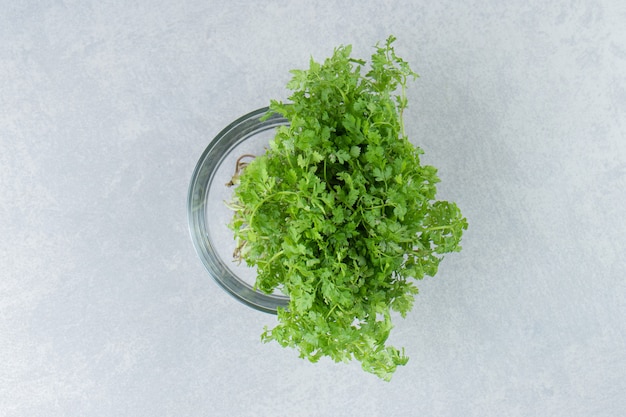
[249,191,299,226]
[266,249,285,266]
[400,82,407,137]
[424,225,453,231]
[326,303,338,318]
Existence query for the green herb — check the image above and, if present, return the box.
[228,36,467,380]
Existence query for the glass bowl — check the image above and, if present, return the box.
[187,107,290,314]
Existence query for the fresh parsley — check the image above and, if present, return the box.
[228,36,467,380]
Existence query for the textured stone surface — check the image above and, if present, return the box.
[1,1,625,416]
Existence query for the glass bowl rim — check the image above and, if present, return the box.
[187,107,290,314]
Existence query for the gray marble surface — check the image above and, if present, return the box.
[2,1,625,416]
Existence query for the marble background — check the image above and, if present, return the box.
[1,1,625,416]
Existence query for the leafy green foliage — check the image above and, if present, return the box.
[228,36,468,381]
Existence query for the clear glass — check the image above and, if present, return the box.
[187,107,289,314]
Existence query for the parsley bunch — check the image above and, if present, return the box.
[228,36,467,380]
